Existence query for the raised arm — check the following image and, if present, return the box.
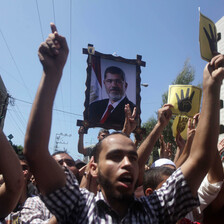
[173,132,185,164]
[24,23,69,195]
[78,127,89,156]
[181,54,224,196]
[122,104,137,136]
[159,135,172,159]
[0,130,24,218]
[137,104,172,185]
[175,114,199,168]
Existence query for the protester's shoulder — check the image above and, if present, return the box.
[90,99,108,108]
[158,168,185,189]
[152,168,186,197]
[85,145,96,156]
[154,167,199,202]
[41,167,93,201]
[86,144,96,150]
[24,195,46,208]
[123,97,136,108]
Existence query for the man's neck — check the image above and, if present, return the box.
[101,189,133,218]
[109,95,125,106]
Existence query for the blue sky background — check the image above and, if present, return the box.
[0,0,223,160]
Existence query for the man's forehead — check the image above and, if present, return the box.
[100,132,108,136]
[105,73,122,79]
[53,153,73,161]
[101,134,136,152]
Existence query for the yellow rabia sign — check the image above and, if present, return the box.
[168,85,202,118]
[199,11,218,62]
[172,115,188,140]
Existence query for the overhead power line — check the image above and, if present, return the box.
[8,110,25,136]
[13,97,82,117]
[35,0,44,41]
[0,29,32,100]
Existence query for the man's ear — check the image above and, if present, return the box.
[90,162,98,178]
[125,82,128,89]
[145,187,153,196]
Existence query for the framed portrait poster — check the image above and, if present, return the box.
[77,44,146,131]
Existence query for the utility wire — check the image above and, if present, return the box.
[13,97,82,117]
[15,104,27,127]
[8,107,26,133]
[51,0,66,127]
[35,0,44,41]
[0,65,21,84]
[8,110,25,136]
[0,29,32,100]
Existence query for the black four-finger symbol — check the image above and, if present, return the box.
[177,116,188,133]
[176,88,195,113]
[203,24,217,54]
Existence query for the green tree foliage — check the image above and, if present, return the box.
[12,144,24,155]
[162,59,195,106]
[140,59,197,162]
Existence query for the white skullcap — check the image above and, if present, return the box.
[151,158,176,169]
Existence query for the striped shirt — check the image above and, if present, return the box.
[2,196,52,224]
[41,168,199,224]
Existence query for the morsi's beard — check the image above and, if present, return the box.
[108,93,123,102]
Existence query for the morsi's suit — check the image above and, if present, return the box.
[88,97,135,129]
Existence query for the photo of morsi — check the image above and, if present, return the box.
[89,57,136,129]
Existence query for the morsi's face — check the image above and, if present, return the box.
[104,73,127,103]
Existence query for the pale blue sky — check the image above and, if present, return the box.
[0,0,223,160]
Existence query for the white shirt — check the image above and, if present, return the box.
[100,95,126,120]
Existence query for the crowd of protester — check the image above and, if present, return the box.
[0,23,224,223]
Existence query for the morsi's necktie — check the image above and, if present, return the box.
[100,104,114,124]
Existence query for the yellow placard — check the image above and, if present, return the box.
[199,11,217,62]
[168,85,202,117]
[172,115,188,140]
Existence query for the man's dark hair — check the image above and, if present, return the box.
[16,153,27,162]
[143,167,174,192]
[104,66,126,81]
[98,129,109,137]
[51,150,69,157]
[94,132,130,163]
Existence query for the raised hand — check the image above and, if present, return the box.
[187,113,200,141]
[204,54,224,86]
[78,126,85,135]
[157,104,173,128]
[176,88,195,113]
[176,116,188,133]
[175,132,186,151]
[38,23,69,75]
[159,135,172,159]
[122,104,137,136]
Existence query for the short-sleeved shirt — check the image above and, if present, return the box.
[83,145,96,163]
[41,168,199,224]
[2,196,52,224]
